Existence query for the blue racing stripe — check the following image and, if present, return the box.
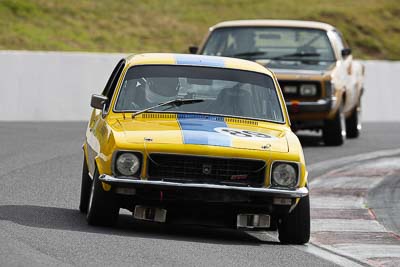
[175,54,225,68]
[177,114,231,147]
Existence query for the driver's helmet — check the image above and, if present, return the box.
[145,77,179,103]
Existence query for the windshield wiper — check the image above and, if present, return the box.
[132,98,204,118]
[270,52,321,60]
[231,51,267,58]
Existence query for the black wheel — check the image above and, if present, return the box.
[79,156,91,213]
[278,195,310,244]
[86,168,119,226]
[346,105,361,138]
[322,105,346,146]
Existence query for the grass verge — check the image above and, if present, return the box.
[0,0,399,59]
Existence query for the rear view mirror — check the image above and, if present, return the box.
[258,33,281,40]
[91,94,108,110]
[187,78,212,86]
[189,46,198,54]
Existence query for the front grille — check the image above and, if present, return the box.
[278,80,322,99]
[147,154,266,187]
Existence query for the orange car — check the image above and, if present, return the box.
[191,20,364,146]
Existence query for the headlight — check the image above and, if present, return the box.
[116,153,140,176]
[283,85,297,94]
[299,84,317,96]
[271,162,299,188]
[324,81,334,96]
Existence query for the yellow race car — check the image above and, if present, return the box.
[79,53,310,244]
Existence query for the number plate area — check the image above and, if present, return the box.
[133,206,167,223]
[237,214,270,229]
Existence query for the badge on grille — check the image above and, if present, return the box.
[202,164,212,175]
[230,174,248,180]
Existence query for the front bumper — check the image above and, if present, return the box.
[99,174,308,198]
[286,98,333,114]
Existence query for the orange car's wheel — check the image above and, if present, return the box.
[346,104,361,138]
[322,104,346,146]
[79,156,91,213]
[278,195,310,244]
[86,168,119,226]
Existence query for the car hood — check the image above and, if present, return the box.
[115,114,289,153]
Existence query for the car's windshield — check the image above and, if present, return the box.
[202,27,335,62]
[114,65,284,123]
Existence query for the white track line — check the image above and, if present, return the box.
[307,148,400,174]
[309,154,400,266]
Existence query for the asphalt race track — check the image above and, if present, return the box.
[0,122,399,266]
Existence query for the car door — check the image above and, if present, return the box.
[86,59,125,175]
[330,30,354,113]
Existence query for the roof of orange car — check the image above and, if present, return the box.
[125,53,274,76]
[210,20,336,32]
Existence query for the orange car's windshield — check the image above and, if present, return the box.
[202,27,335,62]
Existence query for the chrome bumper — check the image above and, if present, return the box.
[286,98,333,113]
[99,174,309,198]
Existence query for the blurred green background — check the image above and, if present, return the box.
[1,0,399,59]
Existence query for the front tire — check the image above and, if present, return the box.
[278,195,310,244]
[86,168,119,226]
[322,105,346,146]
[79,156,91,213]
[346,105,361,138]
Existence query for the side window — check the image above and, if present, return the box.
[101,59,125,111]
[102,59,125,98]
[336,30,349,49]
[330,30,351,59]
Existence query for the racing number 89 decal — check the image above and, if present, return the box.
[214,127,273,139]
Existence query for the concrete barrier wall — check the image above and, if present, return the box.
[0,51,399,121]
[0,51,124,121]
[361,60,400,122]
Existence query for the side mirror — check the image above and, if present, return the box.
[91,94,108,110]
[188,46,198,54]
[341,48,352,57]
